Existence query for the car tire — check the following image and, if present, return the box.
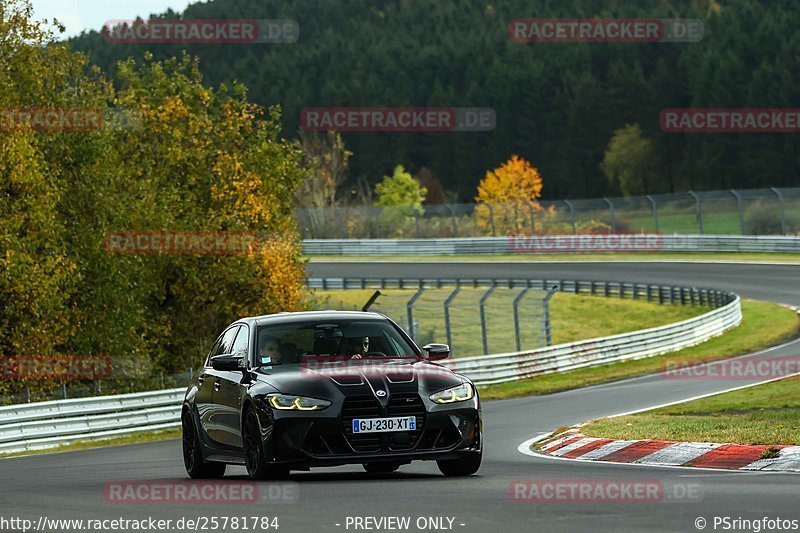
[362,462,401,474]
[436,450,482,476]
[243,409,290,480]
[182,410,226,479]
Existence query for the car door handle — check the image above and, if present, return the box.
[214,381,221,391]
[198,374,206,385]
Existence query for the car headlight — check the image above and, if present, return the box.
[266,394,331,411]
[430,383,475,404]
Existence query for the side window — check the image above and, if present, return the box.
[205,335,224,367]
[216,326,240,356]
[230,325,249,360]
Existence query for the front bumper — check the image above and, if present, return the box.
[256,396,481,468]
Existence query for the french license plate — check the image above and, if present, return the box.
[352,416,416,434]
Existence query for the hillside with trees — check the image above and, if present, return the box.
[67,0,800,201]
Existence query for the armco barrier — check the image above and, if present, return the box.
[309,277,742,386]
[302,234,800,255]
[0,388,184,454]
[0,278,741,453]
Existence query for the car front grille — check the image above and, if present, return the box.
[387,393,426,450]
[341,396,382,452]
[340,393,427,453]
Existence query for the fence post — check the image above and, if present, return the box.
[771,187,787,235]
[541,285,559,347]
[564,200,576,235]
[406,288,426,340]
[443,286,461,353]
[447,205,459,237]
[603,197,616,232]
[525,199,536,234]
[414,211,421,238]
[362,290,382,312]
[374,206,383,238]
[338,207,346,239]
[487,203,496,237]
[731,189,745,235]
[645,194,659,232]
[479,285,497,354]
[512,287,531,352]
[688,191,703,235]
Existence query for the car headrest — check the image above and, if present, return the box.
[313,337,339,355]
[279,342,298,363]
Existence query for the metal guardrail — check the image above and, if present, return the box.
[448,297,740,385]
[0,388,184,454]
[0,278,741,453]
[310,277,741,385]
[302,235,800,255]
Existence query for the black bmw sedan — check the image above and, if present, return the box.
[181,310,482,479]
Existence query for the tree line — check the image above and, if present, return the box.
[68,0,800,201]
[1,2,307,399]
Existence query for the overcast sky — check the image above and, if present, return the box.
[32,0,196,38]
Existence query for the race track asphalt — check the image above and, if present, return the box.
[2,261,798,533]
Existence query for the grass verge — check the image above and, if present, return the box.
[0,428,181,459]
[480,300,799,400]
[581,376,800,445]
[313,289,701,357]
[309,252,800,263]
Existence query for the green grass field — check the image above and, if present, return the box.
[622,206,800,235]
[313,289,703,357]
[582,376,800,445]
[480,300,798,399]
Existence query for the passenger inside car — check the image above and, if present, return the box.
[258,335,280,364]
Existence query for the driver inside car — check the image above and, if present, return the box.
[346,336,370,359]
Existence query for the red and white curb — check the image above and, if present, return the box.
[528,430,800,472]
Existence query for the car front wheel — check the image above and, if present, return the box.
[243,409,290,480]
[182,410,226,479]
[437,450,482,476]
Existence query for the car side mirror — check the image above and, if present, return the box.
[422,343,450,360]
[211,354,244,371]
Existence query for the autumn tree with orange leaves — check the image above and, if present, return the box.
[474,156,546,235]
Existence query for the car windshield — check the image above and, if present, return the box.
[254,319,418,366]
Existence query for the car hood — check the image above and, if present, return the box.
[251,358,464,398]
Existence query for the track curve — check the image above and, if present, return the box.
[2,261,798,533]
